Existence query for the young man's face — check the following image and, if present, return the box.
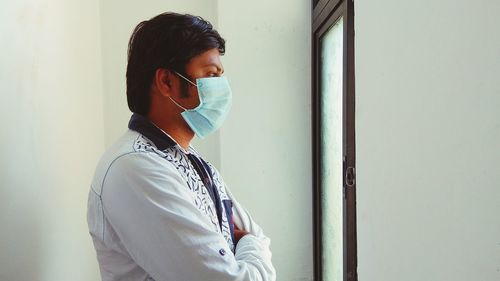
[175,48,224,109]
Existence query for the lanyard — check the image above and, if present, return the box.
[187,153,224,232]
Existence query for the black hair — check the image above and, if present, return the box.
[126,12,225,115]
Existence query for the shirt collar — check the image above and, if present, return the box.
[128,113,176,151]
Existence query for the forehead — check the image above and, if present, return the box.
[187,48,223,70]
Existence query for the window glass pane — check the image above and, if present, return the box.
[320,16,344,281]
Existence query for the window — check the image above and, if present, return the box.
[312,1,357,281]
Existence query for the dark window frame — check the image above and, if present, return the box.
[312,0,357,281]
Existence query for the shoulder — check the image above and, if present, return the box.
[91,130,179,195]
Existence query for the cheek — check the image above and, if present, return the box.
[191,87,201,105]
[184,86,201,108]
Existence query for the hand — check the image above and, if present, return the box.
[234,228,250,244]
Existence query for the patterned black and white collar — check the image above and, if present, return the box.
[128,113,184,151]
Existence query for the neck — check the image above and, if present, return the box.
[147,110,195,150]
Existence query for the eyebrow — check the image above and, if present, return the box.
[203,63,224,73]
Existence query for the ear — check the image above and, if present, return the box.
[153,68,174,97]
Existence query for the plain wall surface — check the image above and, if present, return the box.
[8,1,498,280]
[218,1,313,280]
[355,0,500,280]
[99,1,314,281]
[1,1,314,279]
[0,0,104,280]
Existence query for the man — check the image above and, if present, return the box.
[87,12,276,281]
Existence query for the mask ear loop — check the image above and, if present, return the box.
[169,71,199,111]
[168,96,188,111]
[174,71,197,87]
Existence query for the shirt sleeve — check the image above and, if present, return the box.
[224,185,269,241]
[224,186,277,281]
[101,152,275,281]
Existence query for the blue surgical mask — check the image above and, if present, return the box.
[169,71,232,139]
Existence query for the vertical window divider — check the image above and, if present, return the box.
[312,1,357,280]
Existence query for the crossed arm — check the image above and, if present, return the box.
[101,152,276,281]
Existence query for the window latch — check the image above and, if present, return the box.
[345,166,356,187]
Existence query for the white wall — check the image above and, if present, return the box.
[97,1,313,280]
[99,2,314,280]
[218,1,313,280]
[2,0,498,280]
[0,0,104,280]
[355,1,500,280]
[1,1,312,280]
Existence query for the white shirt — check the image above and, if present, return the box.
[87,117,276,281]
